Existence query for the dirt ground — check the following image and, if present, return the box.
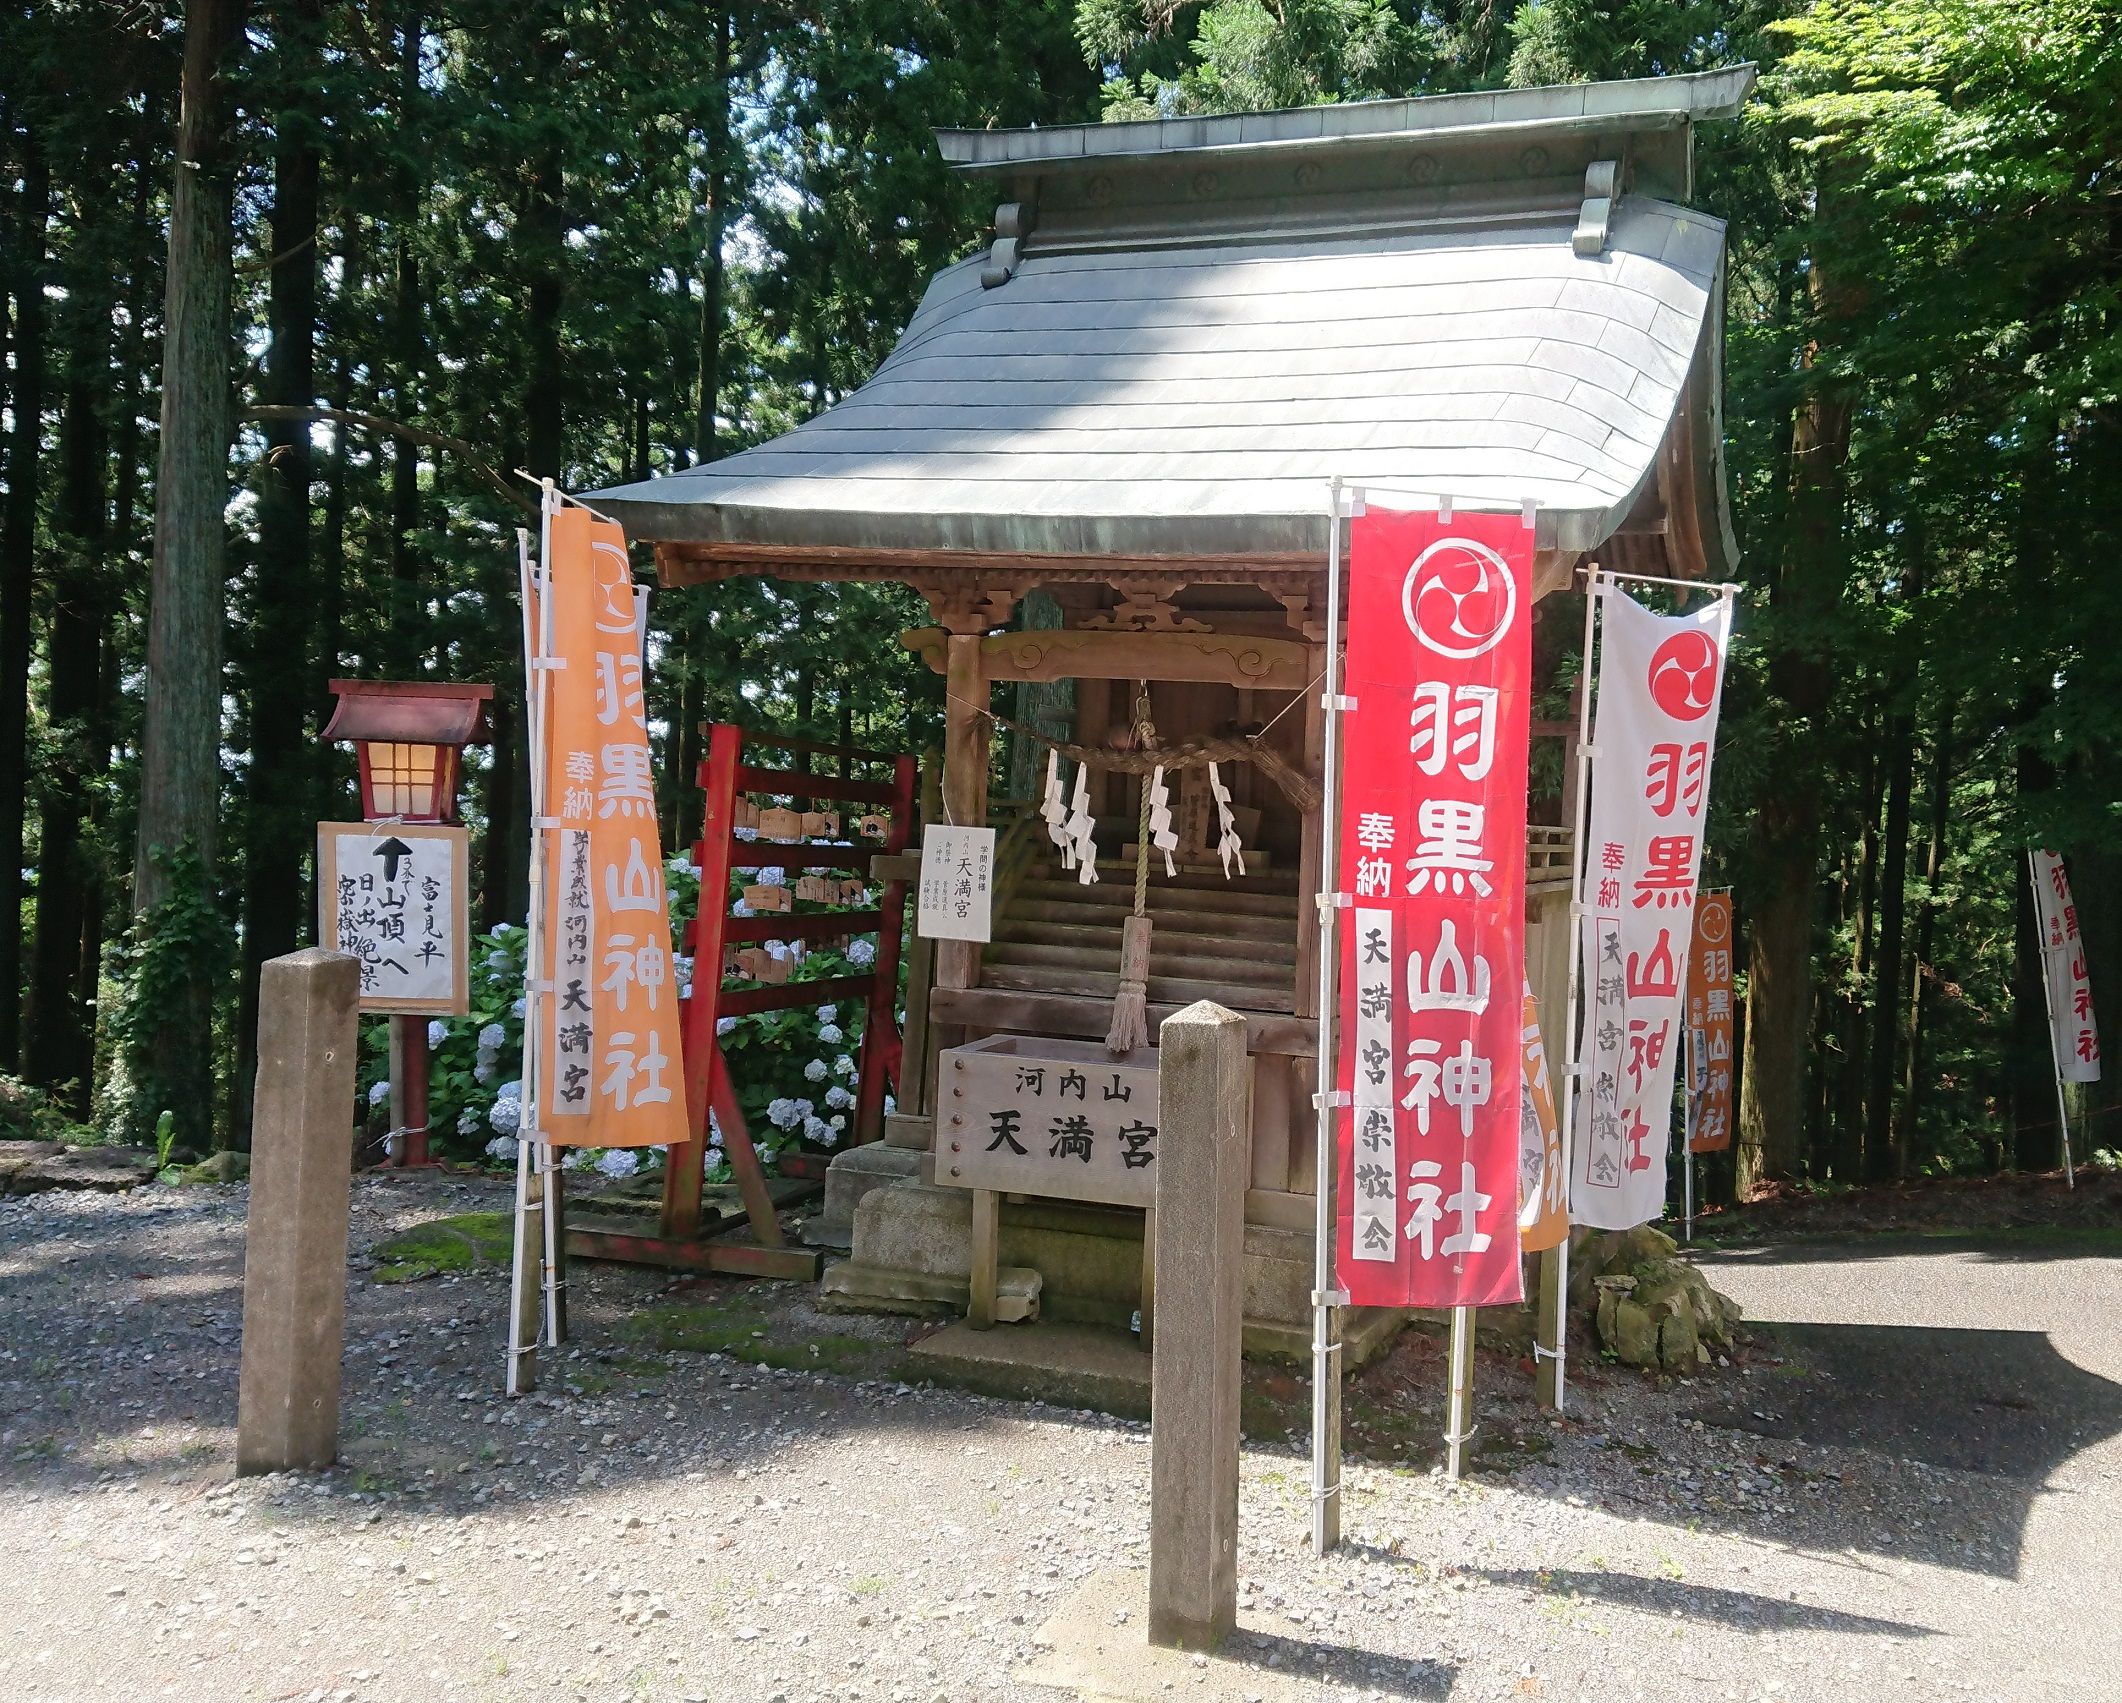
[2,1170,2118,1702]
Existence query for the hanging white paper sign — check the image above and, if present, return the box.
[918,825,997,942]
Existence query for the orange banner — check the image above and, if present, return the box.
[1517,981,1567,1251]
[1685,891,1734,1153]
[532,504,687,1149]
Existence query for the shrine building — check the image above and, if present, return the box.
[588,67,1749,1358]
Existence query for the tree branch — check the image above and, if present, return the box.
[239,405,536,515]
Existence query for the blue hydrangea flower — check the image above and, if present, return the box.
[803,1059,828,1083]
[846,938,876,969]
[595,1149,640,1178]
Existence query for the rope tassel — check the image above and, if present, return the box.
[1107,688,1159,1056]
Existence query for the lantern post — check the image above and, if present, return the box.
[322,680,492,1167]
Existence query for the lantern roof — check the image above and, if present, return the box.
[587,66,1752,583]
[323,679,492,747]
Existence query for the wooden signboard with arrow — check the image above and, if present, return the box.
[317,820,471,1015]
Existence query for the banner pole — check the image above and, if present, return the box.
[1309,478,1351,1558]
[1444,1305,1475,1480]
[1541,570,1602,1415]
[506,516,545,1396]
[2030,850,2077,1189]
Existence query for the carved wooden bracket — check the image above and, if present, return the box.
[911,579,1030,635]
[1273,591,1326,642]
[1082,580,1209,633]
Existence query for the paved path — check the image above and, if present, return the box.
[2,1177,2119,1702]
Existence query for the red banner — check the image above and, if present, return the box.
[1335,507,1531,1308]
[1685,891,1735,1153]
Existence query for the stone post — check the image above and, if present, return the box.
[1148,999,1248,1651]
[237,948,360,1475]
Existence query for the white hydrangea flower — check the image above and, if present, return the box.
[767,1098,802,1130]
[427,1019,448,1048]
[815,1003,839,1022]
[366,1079,390,1106]
[834,1055,856,1078]
[824,1085,853,1111]
[846,937,876,969]
[830,1113,846,1131]
[484,1134,518,1162]
[595,1149,640,1179]
[715,1015,738,1037]
[478,1023,507,1051]
[803,1059,828,1083]
[756,865,786,887]
[818,1023,844,1045]
[487,1095,521,1136]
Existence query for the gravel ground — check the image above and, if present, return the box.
[1,1174,2117,1703]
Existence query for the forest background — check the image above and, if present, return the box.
[1,0,2117,1201]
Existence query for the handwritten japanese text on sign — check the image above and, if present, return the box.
[1570,585,1731,1229]
[1685,891,1736,1153]
[917,826,996,943]
[1334,508,1532,1308]
[530,505,687,1150]
[2032,850,2102,1084]
[317,821,468,1015]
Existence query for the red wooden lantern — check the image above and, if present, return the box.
[323,680,492,824]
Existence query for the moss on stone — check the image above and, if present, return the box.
[370,1211,515,1283]
[621,1298,896,1377]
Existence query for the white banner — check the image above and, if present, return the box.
[2032,850,2102,1084]
[1571,584,1733,1230]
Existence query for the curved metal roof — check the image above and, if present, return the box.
[588,70,1747,577]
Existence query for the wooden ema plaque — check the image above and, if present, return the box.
[936,1035,1161,1208]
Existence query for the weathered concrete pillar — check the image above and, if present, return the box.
[1148,999,1248,1651]
[237,948,360,1475]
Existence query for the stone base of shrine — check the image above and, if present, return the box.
[816,1176,1405,1367]
[803,1140,927,1249]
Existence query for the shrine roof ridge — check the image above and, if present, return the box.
[933,67,1756,175]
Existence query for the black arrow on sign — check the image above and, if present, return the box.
[373,836,414,883]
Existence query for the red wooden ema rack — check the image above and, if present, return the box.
[565,722,916,1279]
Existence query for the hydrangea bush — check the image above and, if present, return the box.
[355,828,898,1179]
